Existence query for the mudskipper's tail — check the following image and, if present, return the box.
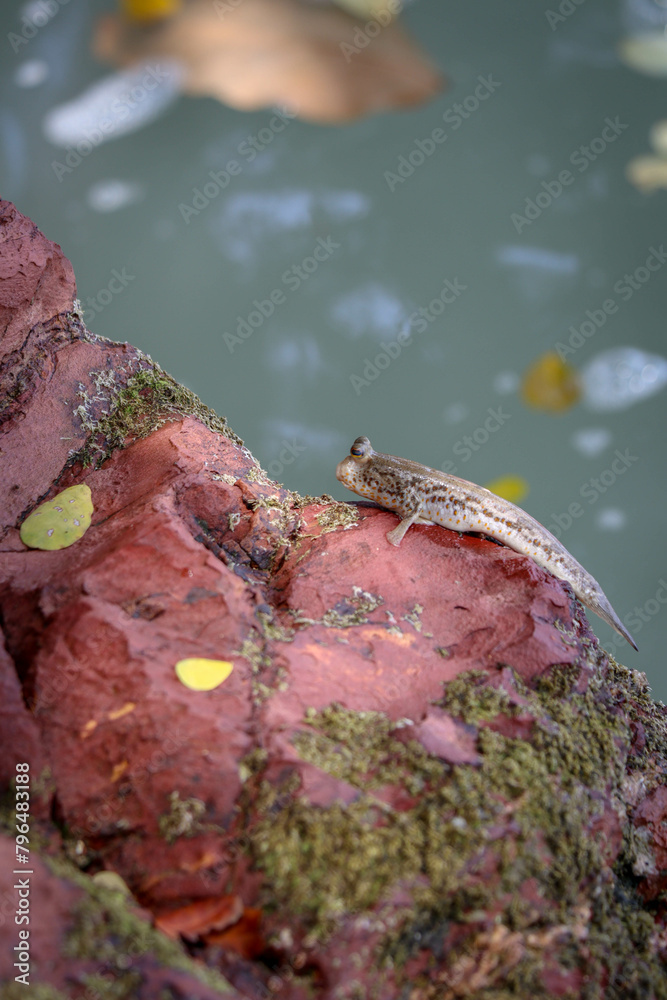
[585,592,638,651]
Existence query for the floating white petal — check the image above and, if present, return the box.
[43,61,184,148]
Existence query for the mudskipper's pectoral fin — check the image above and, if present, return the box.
[386,512,435,547]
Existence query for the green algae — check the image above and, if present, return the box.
[41,855,233,997]
[440,668,515,723]
[244,493,301,551]
[243,491,360,555]
[255,607,295,643]
[236,632,271,671]
[243,658,667,997]
[158,790,207,844]
[234,629,289,704]
[292,586,384,629]
[297,705,440,792]
[604,655,667,771]
[3,986,69,1000]
[311,498,359,534]
[74,361,242,468]
[245,488,282,504]
[250,705,484,937]
[402,603,426,633]
[246,492,359,546]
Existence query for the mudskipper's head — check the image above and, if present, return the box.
[335,436,374,494]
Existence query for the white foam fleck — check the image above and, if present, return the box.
[266,336,323,375]
[595,508,627,531]
[14,60,49,88]
[571,427,612,457]
[442,402,469,424]
[330,283,406,339]
[497,245,579,274]
[493,370,519,395]
[86,179,144,213]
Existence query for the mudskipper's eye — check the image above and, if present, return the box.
[350,435,371,458]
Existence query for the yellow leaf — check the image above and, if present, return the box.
[20,484,93,551]
[484,475,529,505]
[111,761,129,782]
[108,702,136,721]
[121,0,182,22]
[521,352,581,413]
[175,658,234,691]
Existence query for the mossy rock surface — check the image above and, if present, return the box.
[241,657,667,998]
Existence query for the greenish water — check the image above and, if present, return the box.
[2,0,666,694]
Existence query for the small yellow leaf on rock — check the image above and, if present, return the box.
[175,658,234,691]
[111,761,129,782]
[108,702,136,721]
[20,484,93,551]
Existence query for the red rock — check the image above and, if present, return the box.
[1,201,666,998]
[0,632,49,815]
[0,200,75,354]
[410,707,481,765]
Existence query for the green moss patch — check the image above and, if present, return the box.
[74,362,242,467]
[604,656,667,771]
[440,668,515,723]
[45,855,233,997]
[233,629,289,704]
[244,658,667,997]
[310,498,359,534]
[3,986,69,1000]
[292,586,384,628]
[158,790,207,844]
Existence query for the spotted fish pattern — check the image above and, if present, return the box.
[336,435,637,650]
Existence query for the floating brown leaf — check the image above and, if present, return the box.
[93,0,443,123]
